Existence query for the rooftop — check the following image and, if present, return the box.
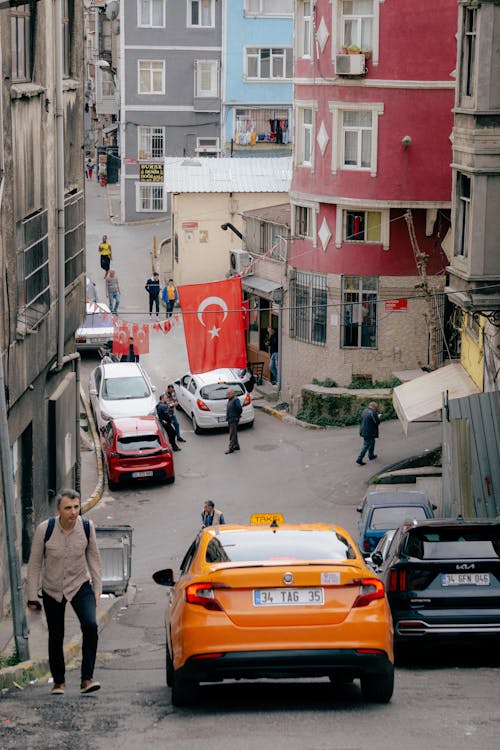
[163,157,292,194]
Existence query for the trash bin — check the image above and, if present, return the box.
[95,525,132,596]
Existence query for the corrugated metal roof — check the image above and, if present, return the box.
[242,203,291,226]
[163,157,292,193]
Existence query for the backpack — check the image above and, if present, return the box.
[44,516,90,550]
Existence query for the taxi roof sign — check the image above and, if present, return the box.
[250,513,285,526]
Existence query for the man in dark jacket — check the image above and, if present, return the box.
[145,272,161,317]
[225,388,242,454]
[356,401,380,465]
[156,393,181,451]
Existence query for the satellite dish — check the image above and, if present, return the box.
[105,1,119,20]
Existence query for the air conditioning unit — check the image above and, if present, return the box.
[229,248,253,275]
[335,54,366,76]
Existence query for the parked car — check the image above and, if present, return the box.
[76,301,115,352]
[366,530,396,573]
[100,416,174,489]
[357,490,437,556]
[153,518,394,707]
[376,517,500,648]
[174,368,254,434]
[89,361,157,428]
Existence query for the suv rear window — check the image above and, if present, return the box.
[117,435,161,452]
[200,382,244,400]
[404,526,500,560]
[81,313,111,329]
[103,376,150,399]
[370,506,428,530]
[206,530,356,564]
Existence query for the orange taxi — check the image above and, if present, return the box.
[153,515,394,707]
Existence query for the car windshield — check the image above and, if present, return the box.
[200,382,244,400]
[404,526,500,560]
[370,506,428,530]
[81,313,111,330]
[102,376,150,400]
[205,530,357,564]
[117,435,161,451]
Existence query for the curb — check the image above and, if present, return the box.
[80,386,105,514]
[0,586,136,692]
[255,402,323,429]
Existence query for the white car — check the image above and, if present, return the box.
[89,361,158,428]
[76,301,115,352]
[174,368,254,433]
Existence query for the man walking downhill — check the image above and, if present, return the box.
[105,268,120,314]
[27,489,102,695]
[225,388,242,454]
[145,272,161,318]
[356,401,381,466]
[98,235,112,279]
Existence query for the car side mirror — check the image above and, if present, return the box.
[371,551,383,567]
[89,388,98,396]
[153,568,175,587]
[151,385,156,392]
[432,504,437,511]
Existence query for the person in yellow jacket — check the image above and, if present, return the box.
[161,278,178,318]
[98,235,112,279]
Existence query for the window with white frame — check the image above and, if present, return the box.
[460,5,477,100]
[330,101,383,176]
[196,136,220,156]
[244,0,293,16]
[335,206,389,248]
[194,60,219,97]
[188,0,214,27]
[297,1,313,58]
[456,173,471,257]
[296,106,314,166]
[11,3,32,81]
[245,47,293,80]
[138,126,165,159]
[294,205,313,239]
[342,275,377,348]
[290,271,327,345]
[341,0,374,50]
[138,0,165,27]
[62,0,70,78]
[136,184,165,212]
[138,60,165,94]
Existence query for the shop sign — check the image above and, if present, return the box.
[139,163,164,182]
[385,298,408,312]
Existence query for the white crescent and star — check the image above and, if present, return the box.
[197,296,228,339]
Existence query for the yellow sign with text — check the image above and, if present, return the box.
[139,163,164,183]
[250,513,285,526]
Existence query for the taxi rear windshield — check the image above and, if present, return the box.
[200,383,244,400]
[206,530,356,564]
[403,526,500,560]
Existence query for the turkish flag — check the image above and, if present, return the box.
[132,324,149,354]
[178,277,246,373]
[113,324,130,355]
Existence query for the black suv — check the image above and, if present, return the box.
[375,518,500,647]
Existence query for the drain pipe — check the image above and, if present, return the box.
[55,0,66,369]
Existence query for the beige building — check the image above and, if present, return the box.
[163,157,291,287]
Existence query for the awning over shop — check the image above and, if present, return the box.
[103,123,118,134]
[241,275,282,301]
[393,363,480,435]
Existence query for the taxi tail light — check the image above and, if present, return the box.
[185,582,228,611]
[242,393,251,407]
[352,578,385,608]
[192,652,225,660]
[196,399,210,412]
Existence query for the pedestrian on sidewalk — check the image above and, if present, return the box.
[105,268,120,314]
[86,157,95,180]
[225,388,242,454]
[156,392,181,451]
[161,278,178,318]
[356,401,381,466]
[98,234,112,279]
[145,272,161,317]
[26,489,102,696]
[267,327,278,385]
[166,384,186,443]
[201,500,225,527]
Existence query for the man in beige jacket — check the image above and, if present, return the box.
[27,489,102,695]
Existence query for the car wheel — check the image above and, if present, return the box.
[171,668,198,707]
[245,420,254,429]
[191,413,203,435]
[166,645,174,688]
[360,663,394,703]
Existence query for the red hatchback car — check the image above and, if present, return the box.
[100,416,175,489]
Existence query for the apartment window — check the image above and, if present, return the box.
[137,184,165,212]
[138,60,165,94]
[245,47,293,80]
[461,5,477,99]
[297,106,314,166]
[17,210,50,328]
[138,0,165,27]
[64,192,85,288]
[244,0,293,16]
[11,3,31,82]
[297,1,312,58]
[259,223,285,260]
[330,102,383,176]
[335,206,389,248]
[188,0,214,28]
[62,0,70,77]
[196,137,220,156]
[195,60,219,97]
[138,126,165,159]
[294,205,313,239]
[342,275,377,348]
[290,272,327,345]
[341,0,373,50]
[456,173,471,258]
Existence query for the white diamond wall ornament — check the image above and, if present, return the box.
[316,17,329,53]
[318,217,332,252]
[317,121,329,155]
